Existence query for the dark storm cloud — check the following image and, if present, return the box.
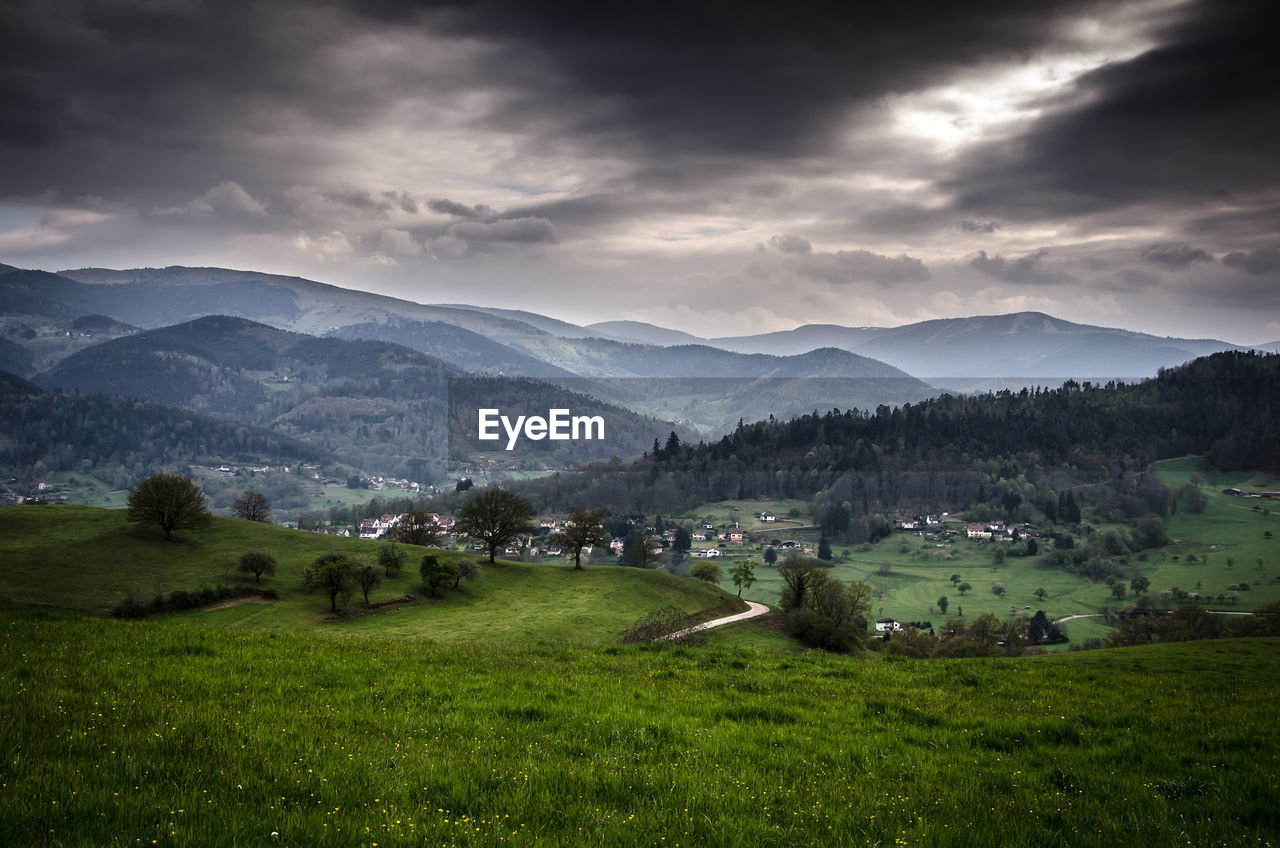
[958,219,1001,234]
[0,0,1118,204]
[410,0,1113,162]
[1142,244,1213,269]
[0,69,73,148]
[1222,246,1280,276]
[0,0,430,200]
[970,249,1069,285]
[760,240,930,286]
[947,0,1280,223]
[427,198,491,220]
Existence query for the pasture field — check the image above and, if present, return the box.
[692,459,1280,644]
[0,505,742,645]
[2,614,1277,847]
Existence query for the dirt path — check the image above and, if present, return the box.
[663,601,770,640]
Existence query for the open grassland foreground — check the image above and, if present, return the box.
[2,616,1278,848]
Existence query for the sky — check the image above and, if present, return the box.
[0,0,1277,343]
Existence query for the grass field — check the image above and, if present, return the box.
[0,505,743,645]
[2,614,1277,847]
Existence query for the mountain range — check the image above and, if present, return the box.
[2,261,1272,478]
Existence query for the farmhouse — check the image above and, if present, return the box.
[761,510,777,522]
[727,523,745,543]
[875,618,903,633]
[965,523,992,540]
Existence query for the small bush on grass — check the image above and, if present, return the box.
[622,606,708,647]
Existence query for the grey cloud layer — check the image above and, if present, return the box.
[0,0,1276,342]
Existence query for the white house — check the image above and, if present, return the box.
[760,510,777,522]
[875,618,903,633]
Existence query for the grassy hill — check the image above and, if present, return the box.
[2,613,1276,846]
[0,505,742,644]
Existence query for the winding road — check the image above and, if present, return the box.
[1054,610,1254,626]
[663,601,771,640]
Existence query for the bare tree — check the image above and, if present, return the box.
[455,488,534,564]
[389,512,443,547]
[230,490,271,522]
[550,507,610,570]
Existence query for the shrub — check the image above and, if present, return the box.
[622,607,707,647]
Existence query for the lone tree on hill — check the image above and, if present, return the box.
[729,560,756,597]
[127,473,211,541]
[230,490,271,523]
[237,549,277,583]
[420,554,460,597]
[690,561,723,583]
[957,581,972,595]
[455,488,534,564]
[390,512,443,547]
[937,595,949,614]
[378,541,407,576]
[304,552,356,613]
[550,507,610,570]
[453,558,479,589]
[355,560,385,605]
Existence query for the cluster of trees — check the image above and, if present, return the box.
[879,610,1067,659]
[1107,602,1280,646]
[776,559,872,652]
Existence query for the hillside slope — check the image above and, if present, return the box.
[0,504,742,643]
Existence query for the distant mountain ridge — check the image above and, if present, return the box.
[4,259,1263,427]
[3,263,936,437]
[630,311,1254,383]
[33,315,691,478]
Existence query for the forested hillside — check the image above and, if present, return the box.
[0,375,327,488]
[516,352,1279,531]
[22,315,690,484]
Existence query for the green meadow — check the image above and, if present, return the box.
[2,614,1277,847]
[0,505,741,644]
